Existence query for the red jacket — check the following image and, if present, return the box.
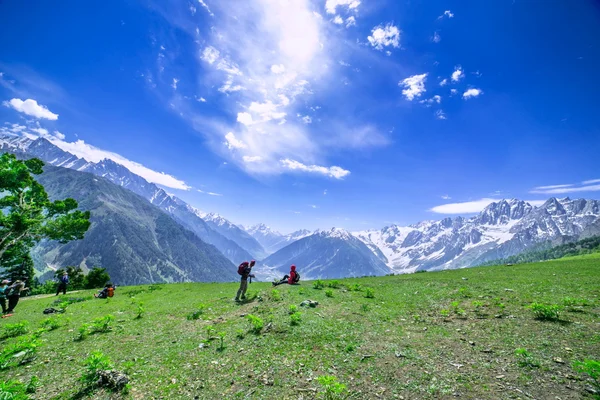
[288,265,297,284]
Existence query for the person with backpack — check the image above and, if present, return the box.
[5,280,28,315]
[272,265,300,286]
[94,283,115,299]
[0,280,10,315]
[235,260,255,302]
[56,271,69,296]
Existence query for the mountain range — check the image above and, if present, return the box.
[2,133,600,283]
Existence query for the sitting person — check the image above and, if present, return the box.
[273,265,300,286]
[94,283,115,299]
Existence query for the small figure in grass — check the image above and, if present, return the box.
[273,265,300,286]
[4,280,28,316]
[0,279,11,315]
[235,260,255,302]
[94,283,115,299]
[56,271,69,296]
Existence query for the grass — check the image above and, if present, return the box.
[0,257,598,399]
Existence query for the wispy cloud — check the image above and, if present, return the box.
[432,32,441,43]
[368,23,401,50]
[435,110,447,120]
[325,0,360,15]
[463,88,483,99]
[451,67,464,82]
[439,78,448,86]
[438,10,454,20]
[197,0,214,17]
[198,189,223,196]
[280,158,350,179]
[430,198,545,214]
[3,98,59,120]
[400,73,427,101]
[441,194,451,200]
[530,180,600,194]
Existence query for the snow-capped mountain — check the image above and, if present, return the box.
[0,134,255,263]
[246,224,313,255]
[200,212,267,259]
[354,198,600,273]
[261,228,391,279]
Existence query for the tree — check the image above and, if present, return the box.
[0,153,91,261]
[54,266,85,290]
[1,242,35,283]
[84,267,111,289]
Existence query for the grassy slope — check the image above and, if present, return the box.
[1,257,599,399]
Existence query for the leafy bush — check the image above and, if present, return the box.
[133,301,145,319]
[313,280,325,290]
[325,289,334,298]
[205,325,216,339]
[76,323,91,341]
[235,329,245,339]
[80,351,113,386]
[290,312,302,326]
[217,332,226,351]
[91,315,115,333]
[349,283,362,292]
[529,303,562,321]
[515,348,540,368]
[0,380,29,400]
[41,316,63,331]
[573,359,600,393]
[288,304,298,314]
[25,376,40,394]
[458,287,472,298]
[187,304,207,320]
[298,287,306,295]
[0,335,40,370]
[450,301,465,316]
[271,289,281,301]
[317,375,347,400]
[440,309,450,317]
[83,267,111,289]
[327,280,340,289]
[1,321,29,340]
[364,288,375,299]
[51,297,87,307]
[246,314,264,334]
[360,304,370,312]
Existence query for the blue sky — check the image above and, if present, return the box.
[1,0,599,233]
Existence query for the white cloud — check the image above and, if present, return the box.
[346,16,356,27]
[280,158,350,179]
[432,32,441,43]
[430,198,499,214]
[333,15,344,25]
[451,67,464,82]
[171,78,179,90]
[243,155,263,163]
[438,10,454,19]
[450,88,458,95]
[463,88,483,99]
[198,97,207,102]
[325,0,360,14]
[201,46,220,64]
[224,132,247,149]
[301,115,312,124]
[582,179,600,185]
[3,98,58,120]
[530,182,600,194]
[53,130,65,140]
[31,127,49,136]
[441,195,451,200]
[439,78,448,86]
[198,189,223,196]
[368,24,401,50]
[400,73,427,101]
[324,189,328,195]
[435,110,447,120]
[47,137,191,190]
[270,64,286,74]
[198,0,214,17]
[237,112,254,126]
[310,204,318,208]
[190,5,196,15]
[9,124,27,133]
[420,95,441,107]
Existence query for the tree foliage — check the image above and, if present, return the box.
[0,153,91,267]
[84,267,111,289]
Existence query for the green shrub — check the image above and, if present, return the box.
[327,280,340,289]
[271,289,282,301]
[91,315,115,333]
[515,348,540,368]
[360,304,370,312]
[0,379,29,400]
[1,321,29,340]
[325,289,334,298]
[290,312,302,326]
[528,303,562,321]
[573,359,600,393]
[317,375,347,400]
[298,287,306,295]
[205,325,216,339]
[26,376,40,394]
[289,304,298,314]
[349,283,362,292]
[0,335,40,370]
[313,280,325,290]
[440,309,450,317]
[40,316,63,331]
[76,323,91,341]
[235,329,245,340]
[458,287,472,298]
[364,288,375,299]
[246,314,264,334]
[51,297,86,307]
[134,301,145,319]
[217,332,226,351]
[80,351,113,386]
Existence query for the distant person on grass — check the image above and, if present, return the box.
[235,260,255,302]
[0,279,10,314]
[56,271,69,296]
[272,265,300,286]
[94,283,115,299]
[5,280,28,315]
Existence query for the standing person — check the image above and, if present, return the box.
[235,260,255,302]
[56,271,69,296]
[5,280,28,315]
[272,265,300,286]
[0,279,10,315]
